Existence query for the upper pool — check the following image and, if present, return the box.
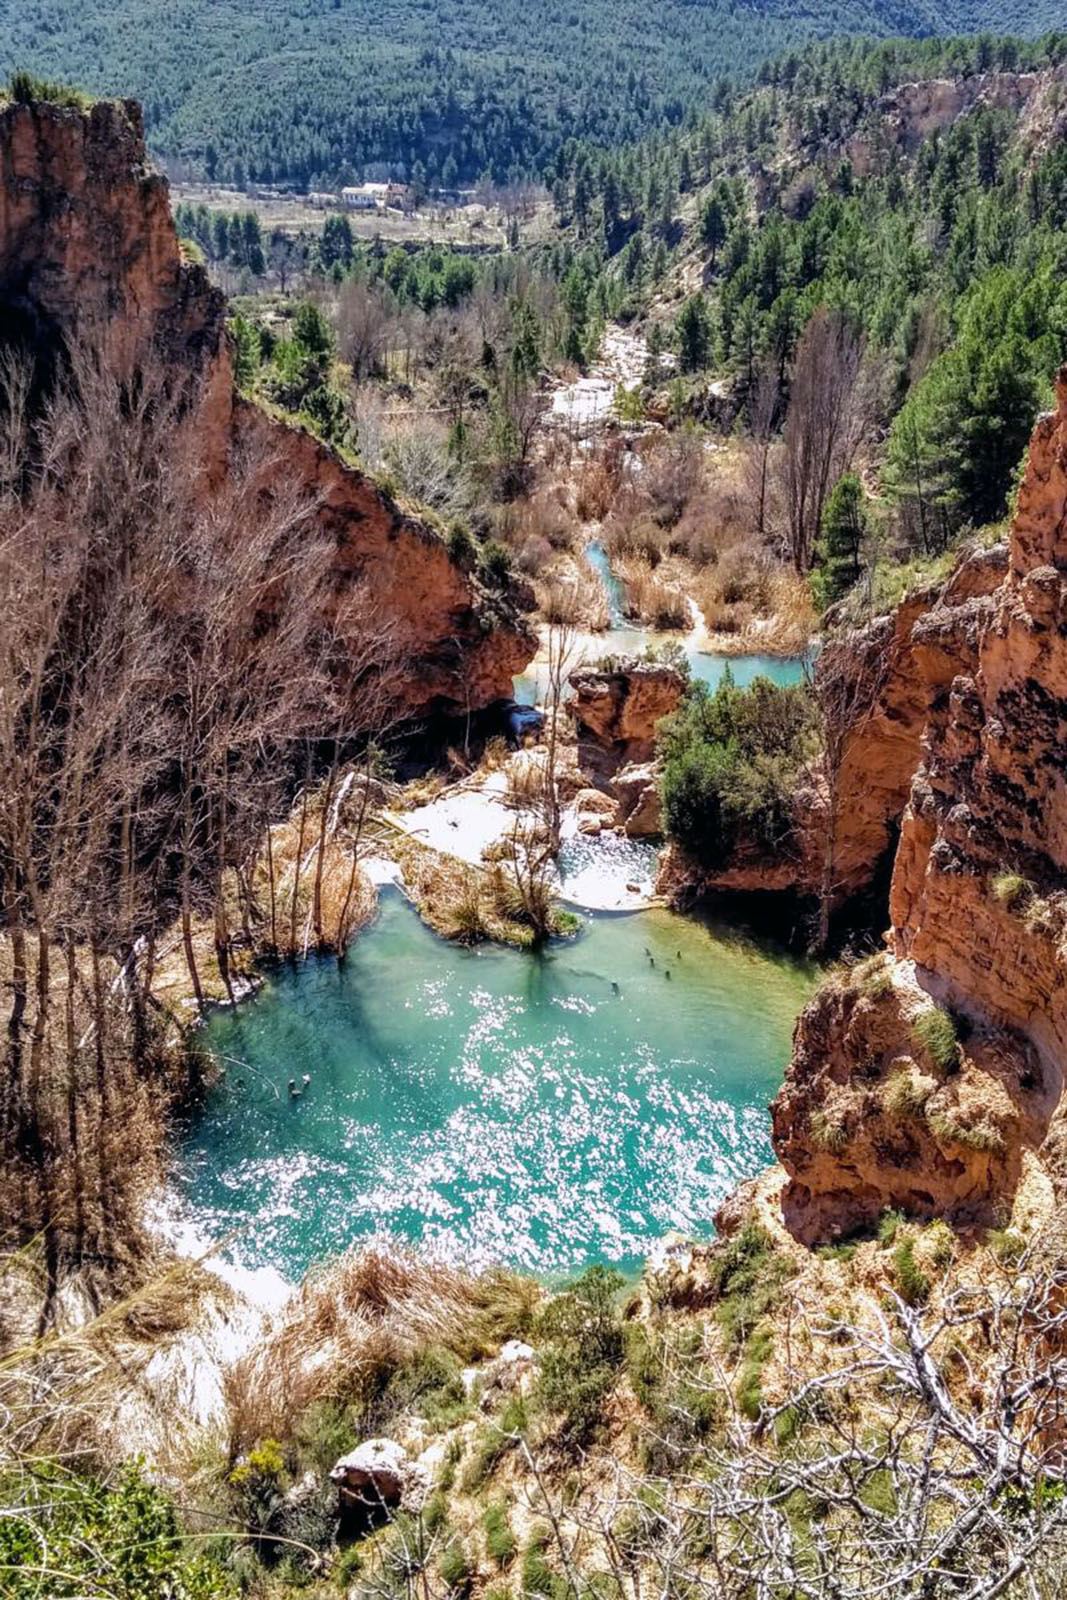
[177,891,816,1282]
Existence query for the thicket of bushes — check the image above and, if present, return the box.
[659,673,817,871]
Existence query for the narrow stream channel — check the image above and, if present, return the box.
[513,540,808,703]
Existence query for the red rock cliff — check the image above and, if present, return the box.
[0,95,535,717]
[772,377,1067,1242]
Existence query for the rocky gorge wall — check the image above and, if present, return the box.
[0,95,534,719]
[771,377,1067,1243]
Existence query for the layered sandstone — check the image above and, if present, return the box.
[773,378,1067,1240]
[0,95,534,718]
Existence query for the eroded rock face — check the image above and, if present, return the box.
[842,70,1051,178]
[611,761,662,838]
[773,961,1047,1244]
[773,376,1067,1239]
[0,96,534,720]
[569,661,684,759]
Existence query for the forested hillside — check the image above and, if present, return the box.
[3,0,1066,187]
[539,33,1067,564]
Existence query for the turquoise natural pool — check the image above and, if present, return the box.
[179,890,816,1281]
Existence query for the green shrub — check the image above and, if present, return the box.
[521,1528,559,1597]
[924,1220,955,1269]
[736,1325,774,1420]
[0,1462,235,1599]
[853,952,893,999]
[483,1501,517,1566]
[228,1436,285,1533]
[885,1068,929,1118]
[179,235,206,266]
[447,520,479,571]
[877,1208,906,1246]
[333,1543,365,1586]
[708,1223,794,1352]
[423,1490,449,1535]
[388,1344,471,1431]
[437,1435,463,1491]
[991,871,1032,910]
[480,540,513,587]
[535,1265,625,1450]
[809,1109,849,1152]
[462,1394,527,1490]
[987,1227,1026,1264]
[892,1237,930,1305]
[659,674,816,870]
[927,1110,1004,1153]
[625,1321,720,1469]
[816,1240,858,1263]
[7,70,92,108]
[912,1006,960,1073]
[439,1538,472,1592]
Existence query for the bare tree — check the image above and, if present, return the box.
[541,617,580,854]
[336,277,396,380]
[781,308,866,572]
[533,1226,1067,1600]
[744,356,781,542]
[0,332,407,1278]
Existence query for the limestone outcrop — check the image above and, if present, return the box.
[611,761,663,838]
[773,377,1067,1240]
[0,95,535,720]
[569,661,685,759]
[330,1438,427,1512]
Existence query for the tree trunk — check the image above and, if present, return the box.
[313,746,339,948]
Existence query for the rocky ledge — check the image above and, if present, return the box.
[771,374,1067,1240]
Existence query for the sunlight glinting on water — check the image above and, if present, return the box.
[179,891,816,1281]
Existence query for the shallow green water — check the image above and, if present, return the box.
[178,891,816,1281]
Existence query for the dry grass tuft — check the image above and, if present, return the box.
[224,1242,540,1453]
[697,556,814,656]
[537,567,610,629]
[388,833,564,948]
[617,557,690,629]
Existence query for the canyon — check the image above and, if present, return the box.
[0,95,534,722]
[770,385,1067,1243]
[6,86,1067,1265]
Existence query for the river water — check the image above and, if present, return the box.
[178,890,815,1282]
[177,544,816,1284]
[514,540,808,704]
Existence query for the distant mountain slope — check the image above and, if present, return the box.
[3,0,1063,186]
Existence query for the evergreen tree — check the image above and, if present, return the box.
[676,293,712,373]
[813,472,866,609]
[700,192,728,267]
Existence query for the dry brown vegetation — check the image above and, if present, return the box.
[224,1243,540,1454]
[0,338,408,1287]
[591,432,813,647]
[615,557,691,629]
